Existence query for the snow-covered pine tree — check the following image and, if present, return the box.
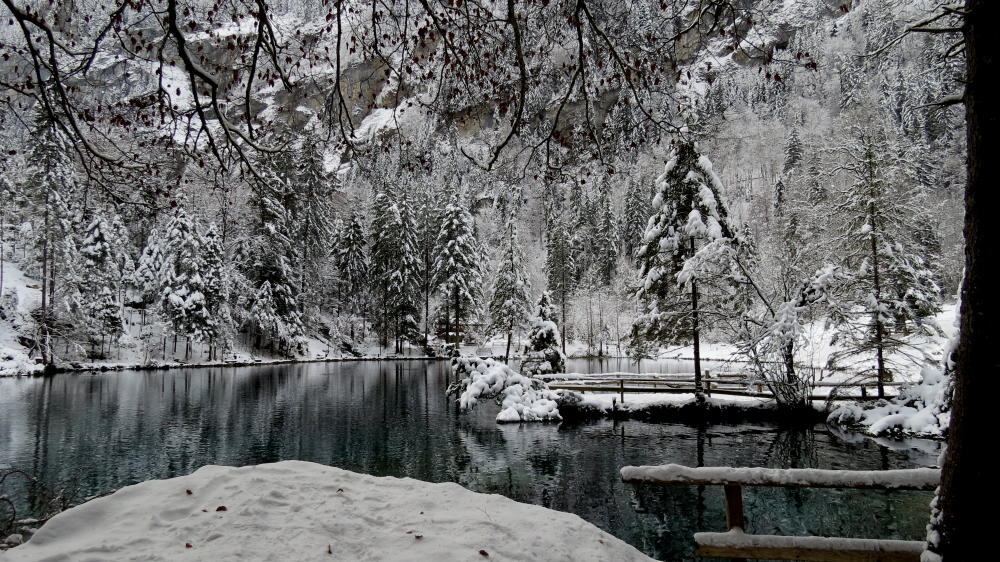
[432,199,482,349]
[488,220,532,362]
[79,216,124,351]
[247,153,305,353]
[200,223,229,358]
[521,291,565,376]
[132,230,166,310]
[293,134,337,322]
[618,178,649,260]
[594,193,619,285]
[22,111,82,364]
[545,218,575,354]
[369,192,404,349]
[414,183,443,342]
[394,194,422,350]
[334,209,370,335]
[783,128,803,174]
[159,208,213,359]
[633,136,736,399]
[830,124,942,398]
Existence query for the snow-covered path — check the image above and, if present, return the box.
[2,461,654,561]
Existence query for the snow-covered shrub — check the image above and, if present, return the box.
[446,357,576,423]
[827,365,952,437]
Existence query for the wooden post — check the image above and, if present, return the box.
[724,484,747,562]
[861,385,868,399]
[620,379,625,403]
[724,485,745,530]
[705,370,712,396]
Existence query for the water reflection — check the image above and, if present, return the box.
[0,361,939,561]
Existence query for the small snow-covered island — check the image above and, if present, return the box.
[0,0,993,560]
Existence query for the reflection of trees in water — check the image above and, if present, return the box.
[2,368,942,560]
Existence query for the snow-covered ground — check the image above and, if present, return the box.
[1,460,654,562]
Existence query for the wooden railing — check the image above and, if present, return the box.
[620,463,940,561]
[542,371,903,402]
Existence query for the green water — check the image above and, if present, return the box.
[0,360,940,560]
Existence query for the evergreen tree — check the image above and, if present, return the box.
[247,153,305,353]
[545,218,575,354]
[293,134,337,320]
[200,223,228,356]
[521,291,565,376]
[159,208,213,358]
[594,194,619,285]
[783,128,803,173]
[370,192,422,351]
[79,216,124,347]
[488,220,532,362]
[395,194,422,349]
[633,137,735,399]
[618,178,650,259]
[22,112,81,364]
[831,125,941,397]
[334,210,370,331]
[432,199,482,349]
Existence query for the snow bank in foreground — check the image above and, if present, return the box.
[4,461,653,562]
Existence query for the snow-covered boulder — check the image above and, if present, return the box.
[2,461,654,562]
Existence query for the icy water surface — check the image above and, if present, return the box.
[0,360,940,561]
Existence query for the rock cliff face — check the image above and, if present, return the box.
[0,0,963,183]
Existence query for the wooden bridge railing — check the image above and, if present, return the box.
[620,463,940,562]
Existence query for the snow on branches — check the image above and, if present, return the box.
[447,357,576,423]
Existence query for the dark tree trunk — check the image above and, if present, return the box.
[690,237,703,400]
[937,1,996,557]
[869,221,887,398]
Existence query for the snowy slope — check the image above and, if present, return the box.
[2,460,654,562]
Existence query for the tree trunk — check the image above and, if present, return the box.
[505,324,512,364]
[690,237,703,400]
[936,1,996,557]
[869,220,887,398]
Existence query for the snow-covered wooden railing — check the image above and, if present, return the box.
[620,463,939,561]
[543,371,904,402]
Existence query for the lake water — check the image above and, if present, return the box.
[0,359,940,560]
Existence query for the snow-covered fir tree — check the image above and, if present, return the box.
[334,209,370,330]
[545,218,575,354]
[521,291,565,376]
[829,124,941,397]
[159,208,213,358]
[246,153,305,353]
[432,198,482,349]
[488,220,532,362]
[633,135,736,399]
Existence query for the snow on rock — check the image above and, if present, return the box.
[447,357,575,423]
[620,463,940,490]
[3,460,655,562]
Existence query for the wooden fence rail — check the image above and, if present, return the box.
[620,464,939,561]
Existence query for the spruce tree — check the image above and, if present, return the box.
[334,209,370,336]
[522,291,565,376]
[831,125,941,397]
[432,199,482,349]
[159,208,213,358]
[79,216,124,349]
[545,218,575,354]
[488,220,532,362]
[247,153,305,353]
[633,136,735,399]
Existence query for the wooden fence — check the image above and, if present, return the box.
[621,463,939,561]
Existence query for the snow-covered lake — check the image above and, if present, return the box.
[0,360,940,560]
